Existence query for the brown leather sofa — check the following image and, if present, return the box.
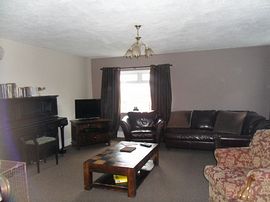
[120,111,165,143]
[164,110,270,150]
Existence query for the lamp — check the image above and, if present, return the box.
[124,25,154,58]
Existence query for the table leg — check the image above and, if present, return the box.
[153,150,159,166]
[83,162,93,190]
[127,168,136,197]
[59,125,66,153]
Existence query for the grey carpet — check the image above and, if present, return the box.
[27,141,215,202]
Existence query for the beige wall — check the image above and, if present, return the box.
[91,46,270,118]
[0,38,92,145]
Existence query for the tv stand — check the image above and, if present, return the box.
[70,118,111,149]
[77,117,99,121]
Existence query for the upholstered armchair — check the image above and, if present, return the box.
[204,129,270,201]
[120,111,164,143]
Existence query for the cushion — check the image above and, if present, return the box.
[167,111,191,128]
[130,130,154,139]
[165,130,215,141]
[25,136,56,145]
[191,110,217,130]
[214,111,247,135]
[204,165,249,200]
[128,111,157,130]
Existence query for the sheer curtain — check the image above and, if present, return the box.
[150,64,172,124]
[100,67,121,138]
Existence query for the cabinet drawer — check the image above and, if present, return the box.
[80,125,109,132]
[88,134,108,142]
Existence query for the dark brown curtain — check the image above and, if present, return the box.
[100,67,121,138]
[150,64,172,124]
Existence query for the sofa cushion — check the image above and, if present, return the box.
[204,165,249,200]
[130,130,154,139]
[128,111,157,130]
[191,110,217,130]
[167,111,191,128]
[165,129,215,142]
[214,111,247,135]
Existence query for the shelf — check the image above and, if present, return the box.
[93,169,150,191]
[92,160,154,191]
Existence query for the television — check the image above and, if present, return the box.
[75,99,101,119]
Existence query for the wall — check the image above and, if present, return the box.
[0,38,92,145]
[91,46,270,117]
[265,46,270,118]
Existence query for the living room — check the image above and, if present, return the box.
[0,1,270,201]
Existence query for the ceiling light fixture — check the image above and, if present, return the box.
[124,25,154,58]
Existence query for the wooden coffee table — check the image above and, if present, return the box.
[83,141,159,197]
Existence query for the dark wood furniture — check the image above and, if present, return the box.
[70,118,111,149]
[83,141,159,197]
[21,134,59,173]
[0,95,68,161]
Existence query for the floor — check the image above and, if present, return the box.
[26,141,215,202]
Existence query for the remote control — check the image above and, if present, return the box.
[140,143,152,148]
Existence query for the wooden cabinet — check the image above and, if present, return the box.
[70,119,111,149]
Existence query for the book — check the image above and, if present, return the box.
[120,146,136,152]
[113,175,128,184]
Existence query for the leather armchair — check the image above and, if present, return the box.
[204,129,270,201]
[120,111,164,143]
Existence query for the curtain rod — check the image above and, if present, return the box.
[100,64,172,70]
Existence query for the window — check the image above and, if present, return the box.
[120,69,151,113]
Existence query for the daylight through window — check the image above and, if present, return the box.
[120,69,151,113]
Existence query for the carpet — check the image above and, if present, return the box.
[27,140,215,202]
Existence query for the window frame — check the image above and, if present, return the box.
[120,68,151,113]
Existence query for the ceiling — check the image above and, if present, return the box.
[0,0,270,58]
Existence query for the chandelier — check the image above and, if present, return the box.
[124,25,154,58]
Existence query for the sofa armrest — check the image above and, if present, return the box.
[215,147,252,168]
[119,116,131,140]
[154,118,165,143]
[254,120,270,131]
[248,168,270,179]
[238,168,270,201]
[215,134,251,148]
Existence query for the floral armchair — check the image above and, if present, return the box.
[204,129,270,201]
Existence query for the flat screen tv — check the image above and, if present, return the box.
[75,99,101,119]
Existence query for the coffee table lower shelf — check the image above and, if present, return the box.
[93,169,150,192]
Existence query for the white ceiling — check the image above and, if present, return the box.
[0,0,270,58]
